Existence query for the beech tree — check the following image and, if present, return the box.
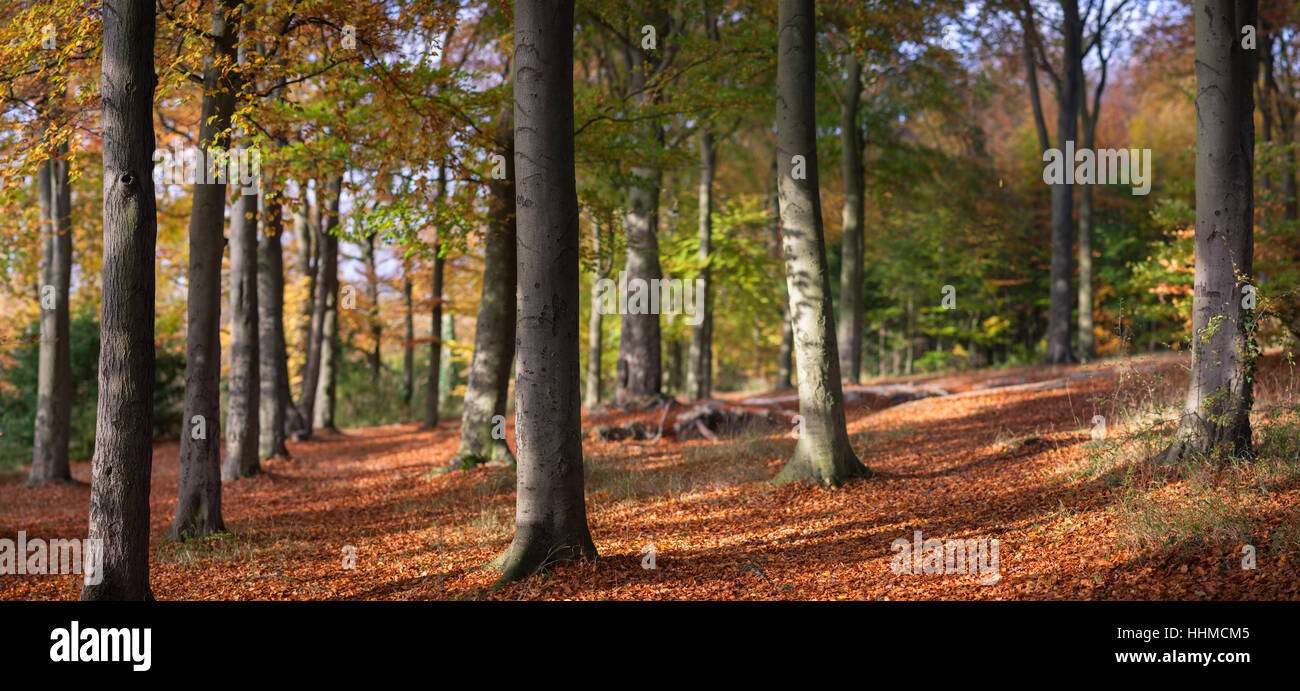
[836,49,865,383]
[172,0,240,539]
[258,181,292,459]
[771,0,870,487]
[83,0,158,601]
[1018,0,1082,364]
[450,117,517,469]
[1159,0,1257,464]
[224,36,261,481]
[496,0,597,583]
[313,176,343,433]
[28,131,72,485]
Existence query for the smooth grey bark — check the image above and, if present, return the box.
[363,229,381,377]
[1077,56,1106,362]
[313,176,342,432]
[496,0,597,585]
[29,138,72,486]
[172,0,238,540]
[836,50,865,384]
[423,168,447,429]
[771,0,869,488]
[83,0,157,600]
[403,275,414,404]
[423,244,445,428]
[451,121,517,469]
[438,312,460,412]
[615,26,665,406]
[686,129,714,400]
[769,156,793,389]
[257,189,291,460]
[1160,0,1257,464]
[584,221,611,408]
[1046,0,1081,364]
[286,194,313,437]
[224,124,261,480]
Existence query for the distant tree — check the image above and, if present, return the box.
[450,114,517,469]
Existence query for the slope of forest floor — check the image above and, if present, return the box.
[3,352,1299,600]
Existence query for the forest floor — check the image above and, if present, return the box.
[3,351,1299,600]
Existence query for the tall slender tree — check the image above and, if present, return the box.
[258,184,291,459]
[497,0,597,583]
[28,131,72,485]
[83,0,158,600]
[224,34,261,480]
[450,116,517,469]
[312,176,343,432]
[771,0,869,487]
[1159,0,1257,464]
[1019,0,1082,364]
[172,0,240,539]
[836,49,865,383]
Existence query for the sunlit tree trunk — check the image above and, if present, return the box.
[313,176,342,432]
[258,185,291,460]
[584,221,609,408]
[29,135,72,485]
[403,275,414,404]
[496,0,597,584]
[423,238,445,428]
[173,0,238,539]
[452,119,517,469]
[687,129,714,400]
[224,39,261,479]
[83,0,158,600]
[1160,0,1257,464]
[286,193,313,437]
[771,0,869,487]
[837,51,864,383]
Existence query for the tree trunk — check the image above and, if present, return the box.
[616,38,664,406]
[768,156,793,389]
[584,222,608,408]
[364,230,381,377]
[83,0,158,600]
[313,176,343,432]
[258,188,291,459]
[439,313,459,411]
[403,275,414,404]
[29,138,72,485]
[687,129,715,400]
[1046,0,1081,364]
[1077,100,1097,362]
[837,50,865,384]
[496,0,597,584]
[452,120,517,469]
[286,194,313,437]
[1160,0,1257,464]
[224,96,261,480]
[423,245,445,428]
[172,0,238,540]
[771,0,869,488]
